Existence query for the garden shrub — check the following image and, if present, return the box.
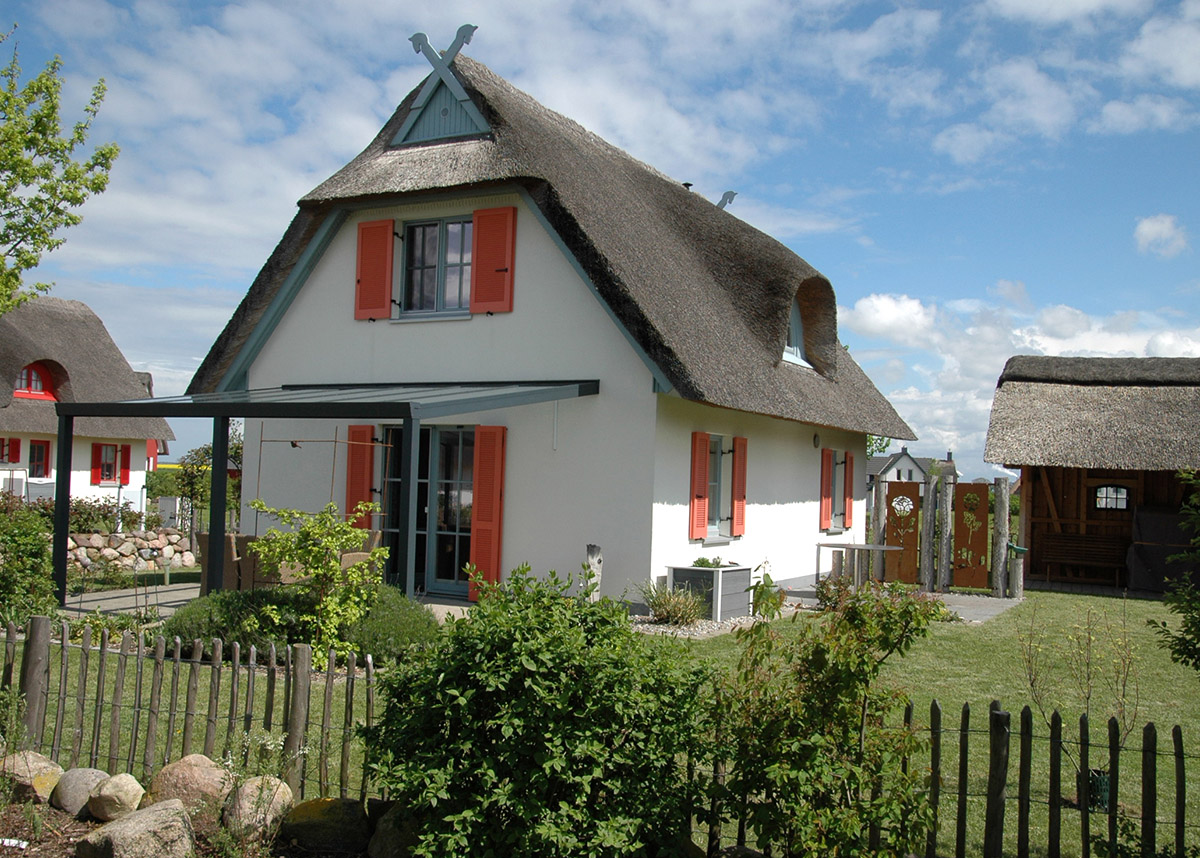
[364,566,711,858]
[161,587,318,659]
[344,583,439,662]
[720,579,939,857]
[637,579,706,625]
[0,504,57,625]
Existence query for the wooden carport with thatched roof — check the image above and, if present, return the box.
[984,355,1200,591]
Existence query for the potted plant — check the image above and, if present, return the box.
[667,557,754,621]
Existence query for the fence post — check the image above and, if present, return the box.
[18,616,51,751]
[919,473,937,591]
[1019,706,1032,858]
[1142,722,1157,858]
[284,643,312,795]
[1050,711,1062,858]
[927,699,942,858]
[872,480,887,580]
[1108,717,1120,856]
[937,473,955,591]
[985,705,1010,858]
[992,478,1010,597]
[1173,725,1184,858]
[1080,713,1091,858]
[956,702,970,858]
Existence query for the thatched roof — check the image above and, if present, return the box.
[0,298,174,441]
[984,355,1200,470]
[189,55,914,440]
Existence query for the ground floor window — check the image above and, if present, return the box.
[29,440,50,478]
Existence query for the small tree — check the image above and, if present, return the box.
[1,27,118,316]
[248,499,386,668]
[1149,469,1200,674]
[0,503,56,625]
[867,435,892,458]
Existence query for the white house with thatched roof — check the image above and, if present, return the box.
[186,32,914,601]
[984,355,1200,591]
[0,298,174,517]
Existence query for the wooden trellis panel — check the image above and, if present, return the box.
[952,483,989,588]
[884,481,921,584]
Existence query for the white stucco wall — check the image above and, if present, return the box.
[242,190,661,598]
[650,396,867,587]
[0,433,151,518]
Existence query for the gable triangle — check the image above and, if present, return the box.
[391,25,491,146]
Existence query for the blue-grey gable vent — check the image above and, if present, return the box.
[391,25,491,146]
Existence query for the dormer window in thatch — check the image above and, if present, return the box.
[783,299,810,367]
[14,363,55,401]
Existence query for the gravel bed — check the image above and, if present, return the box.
[629,602,813,639]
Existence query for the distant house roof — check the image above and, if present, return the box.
[0,298,174,442]
[984,355,1200,470]
[189,55,914,440]
[866,445,950,479]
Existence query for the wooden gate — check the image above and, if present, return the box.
[883,481,920,583]
[952,483,989,588]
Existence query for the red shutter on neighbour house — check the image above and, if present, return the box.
[119,445,131,486]
[469,207,516,314]
[469,425,506,602]
[355,220,394,320]
[345,425,375,529]
[731,436,747,537]
[91,444,103,485]
[5,438,17,464]
[819,448,834,530]
[843,452,854,529]
[689,432,710,540]
[146,439,158,471]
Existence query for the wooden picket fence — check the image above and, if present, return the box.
[4,616,1198,857]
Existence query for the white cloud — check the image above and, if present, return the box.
[932,123,1006,164]
[986,0,1152,24]
[988,279,1034,312]
[1089,95,1197,133]
[982,58,1078,140]
[1123,3,1200,89]
[1134,214,1189,257]
[840,294,938,347]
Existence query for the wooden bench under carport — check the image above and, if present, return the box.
[1036,532,1128,586]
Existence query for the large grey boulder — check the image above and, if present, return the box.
[0,750,63,803]
[367,802,419,858]
[146,753,231,813]
[278,798,371,854]
[221,775,292,841]
[88,773,145,822]
[76,798,195,858]
[52,767,110,818]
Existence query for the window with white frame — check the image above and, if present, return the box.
[1095,484,1129,510]
[820,447,855,532]
[782,299,809,366]
[689,432,747,540]
[402,217,473,314]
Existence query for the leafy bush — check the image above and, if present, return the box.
[0,505,56,625]
[68,496,143,533]
[691,556,725,568]
[161,587,318,660]
[721,580,939,856]
[364,566,710,858]
[637,579,706,625]
[344,584,439,663]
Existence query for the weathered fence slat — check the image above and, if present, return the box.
[984,705,1010,858]
[144,636,166,779]
[1050,710,1062,858]
[127,632,145,774]
[1174,724,1185,858]
[927,699,942,858]
[956,702,970,858]
[108,631,133,772]
[1109,716,1120,855]
[244,645,257,739]
[341,652,356,799]
[51,620,69,761]
[361,654,374,804]
[20,616,52,751]
[182,638,201,757]
[165,637,182,766]
[320,649,335,795]
[70,626,91,768]
[89,628,109,768]
[203,638,223,758]
[264,643,277,732]
[1143,722,1157,857]
[226,642,241,759]
[1018,706,1032,858]
[284,644,312,796]
[1080,713,1091,858]
[2,621,16,690]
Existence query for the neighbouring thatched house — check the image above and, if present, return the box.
[0,298,173,516]
[168,34,916,601]
[984,355,1200,591]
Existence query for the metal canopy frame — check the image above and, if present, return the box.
[52,380,599,602]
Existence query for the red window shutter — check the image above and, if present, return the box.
[469,425,506,602]
[345,425,376,529]
[843,452,855,529]
[819,448,834,530]
[6,438,17,464]
[469,206,516,314]
[146,439,158,471]
[731,436,747,537]
[355,219,394,320]
[119,444,132,486]
[689,432,710,540]
[91,444,104,485]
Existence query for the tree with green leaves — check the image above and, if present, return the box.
[867,435,892,457]
[1149,469,1200,674]
[1,26,118,316]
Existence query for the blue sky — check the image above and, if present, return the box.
[8,0,1199,478]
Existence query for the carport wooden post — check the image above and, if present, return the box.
[397,417,420,598]
[52,414,74,606]
[207,416,230,594]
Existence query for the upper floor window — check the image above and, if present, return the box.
[14,363,55,400]
[403,217,473,314]
[783,300,809,366]
[1095,485,1129,510]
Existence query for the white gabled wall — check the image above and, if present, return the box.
[243,191,661,598]
[650,396,868,587]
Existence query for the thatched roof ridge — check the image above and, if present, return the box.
[189,56,914,439]
[984,356,1200,470]
[0,298,174,441]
